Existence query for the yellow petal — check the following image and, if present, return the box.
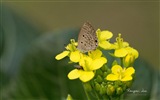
[122,42,129,47]
[132,49,139,59]
[55,51,69,60]
[88,49,102,59]
[124,54,133,64]
[80,56,92,71]
[126,47,139,59]
[121,75,132,81]
[111,65,122,75]
[109,44,118,49]
[68,69,80,80]
[91,57,107,70]
[124,67,135,76]
[66,39,77,51]
[79,55,87,69]
[114,48,128,57]
[70,51,80,62]
[66,44,72,50]
[100,30,113,40]
[79,71,94,82]
[99,41,111,49]
[106,74,119,81]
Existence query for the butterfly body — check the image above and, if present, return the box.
[74,65,83,70]
[77,22,98,53]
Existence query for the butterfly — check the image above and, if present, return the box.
[77,22,98,53]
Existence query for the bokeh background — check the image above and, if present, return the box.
[1,0,159,100]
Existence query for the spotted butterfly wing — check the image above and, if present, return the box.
[77,22,98,52]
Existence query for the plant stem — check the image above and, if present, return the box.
[120,93,124,100]
[94,91,100,100]
[83,83,91,100]
[120,57,123,67]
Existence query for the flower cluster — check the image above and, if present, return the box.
[55,28,139,99]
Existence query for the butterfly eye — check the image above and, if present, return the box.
[95,40,97,42]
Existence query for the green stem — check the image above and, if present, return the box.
[102,95,110,100]
[83,84,91,100]
[120,57,123,67]
[120,93,124,100]
[94,91,100,100]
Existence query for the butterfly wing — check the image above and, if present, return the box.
[77,22,98,52]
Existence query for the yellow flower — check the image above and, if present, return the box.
[65,40,78,51]
[55,39,82,62]
[123,47,139,67]
[114,47,139,58]
[68,49,107,82]
[112,34,139,58]
[79,53,107,71]
[112,34,129,57]
[68,69,94,82]
[96,29,113,49]
[106,65,135,81]
[125,47,139,59]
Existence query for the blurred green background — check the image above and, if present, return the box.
[1,0,159,100]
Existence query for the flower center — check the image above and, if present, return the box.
[116,34,124,49]
[117,68,125,80]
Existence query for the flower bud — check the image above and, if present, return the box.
[96,75,103,83]
[115,80,122,86]
[99,85,106,95]
[116,87,123,95]
[126,81,133,88]
[112,60,118,66]
[96,69,103,76]
[101,82,107,86]
[103,72,108,78]
[101,65,108,72]
[66,94,72,100]
[107,85,115,96]
[83,82,92,92]
[95,82,101,92]
[123,54,135,67]
[121,85,125,91]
